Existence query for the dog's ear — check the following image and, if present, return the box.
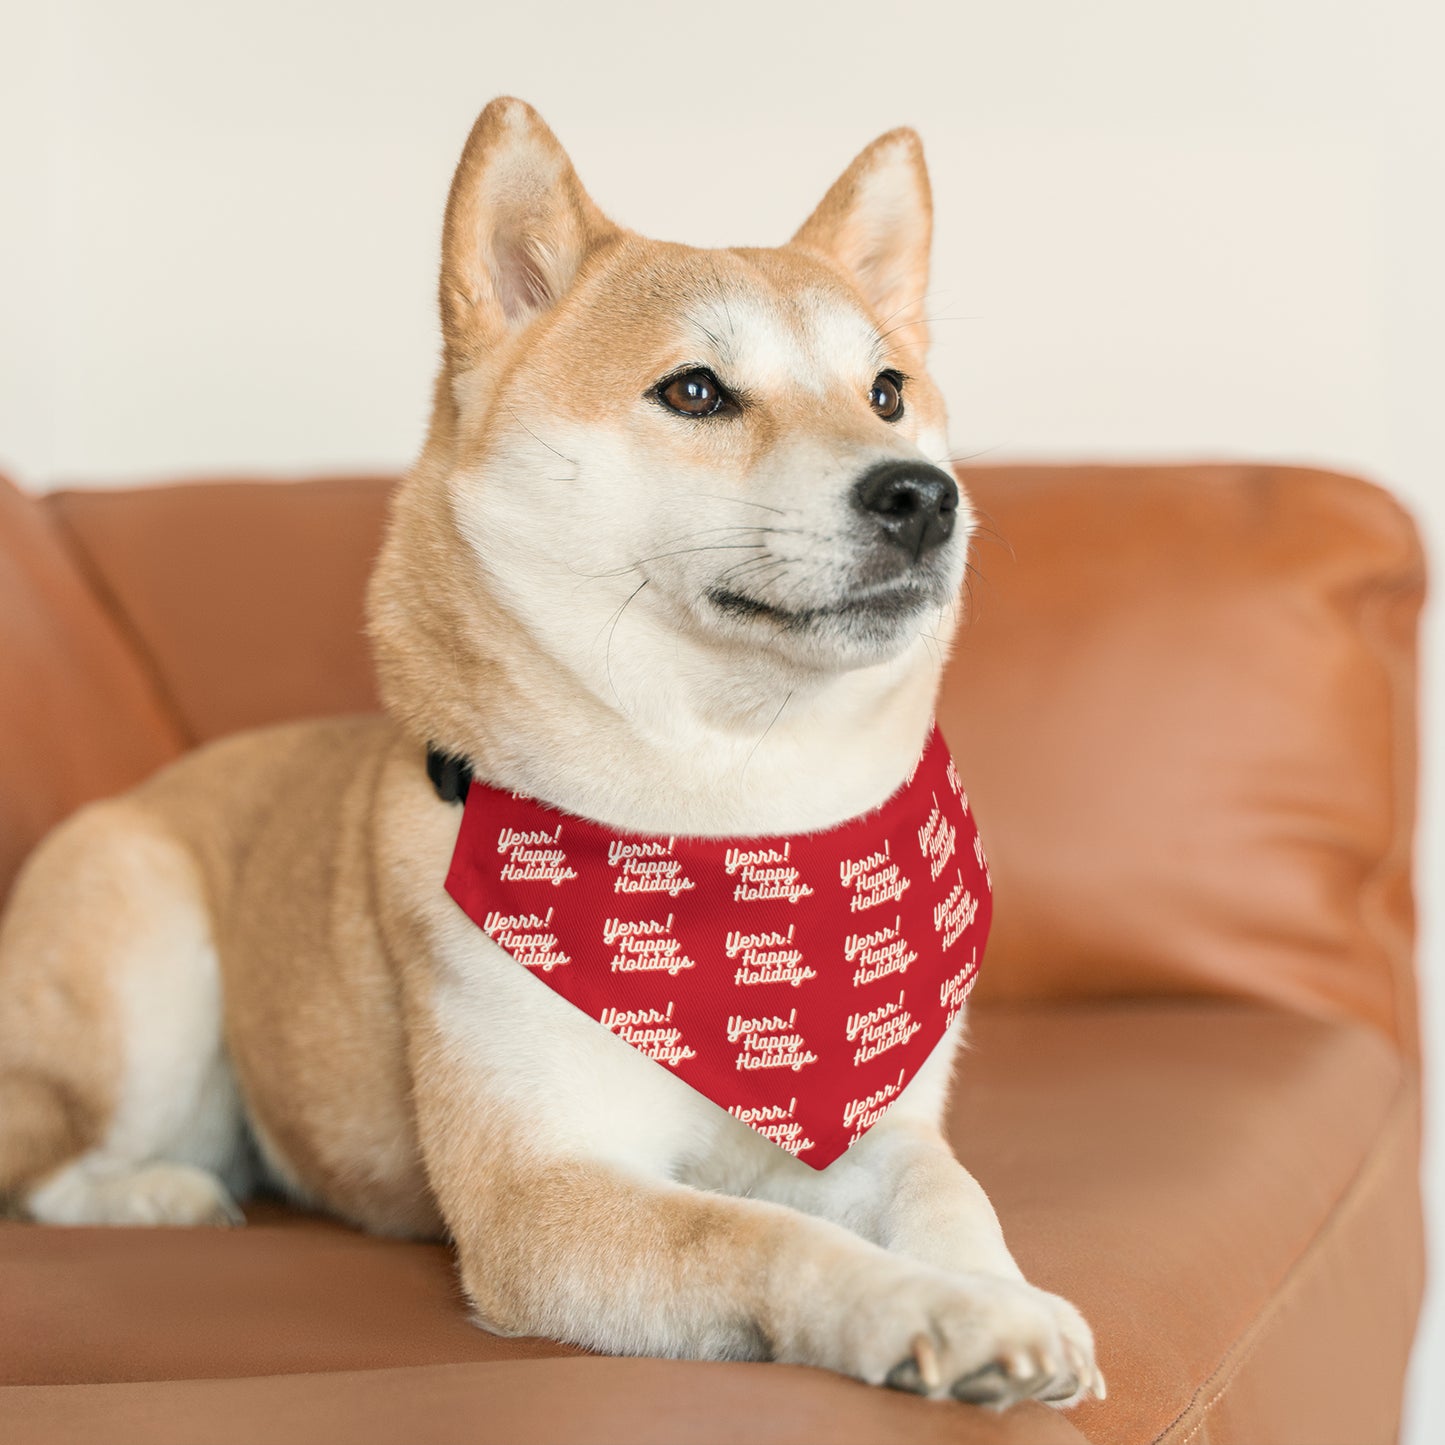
[440,98,617,367]
[791,129,933,353]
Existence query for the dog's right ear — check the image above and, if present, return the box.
[791,128,932,355]
[440,98,616,368]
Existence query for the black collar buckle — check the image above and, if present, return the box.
[426,746,473,805]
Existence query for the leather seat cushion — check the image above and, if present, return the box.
[0,1001,1421,1444]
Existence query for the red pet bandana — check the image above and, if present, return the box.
[444,726,991,1168]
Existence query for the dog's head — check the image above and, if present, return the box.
[371,99,971,760]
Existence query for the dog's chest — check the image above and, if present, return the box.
[424,726,990,1174]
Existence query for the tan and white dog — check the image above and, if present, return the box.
[0,99,1101,1408]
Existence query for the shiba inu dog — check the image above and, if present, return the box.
[0,98,1102,1408]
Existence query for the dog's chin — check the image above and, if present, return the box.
[702,578,946,670]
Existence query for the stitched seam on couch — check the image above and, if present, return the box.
[1150,1072,1419,1445]
[45,497,198,750]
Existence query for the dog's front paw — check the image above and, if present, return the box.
[825,1265,1104,1408]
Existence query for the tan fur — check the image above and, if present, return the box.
[0,801,174,1197]
[0,98,1101,1405]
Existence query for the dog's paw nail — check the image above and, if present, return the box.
[1092,1366,1108,1401]
[1001,1347,1034,1379]
[910,1331,942,1391]
[951,1361,1011,1405]
[885,1358,927,1395]
[216,1198,246,1227]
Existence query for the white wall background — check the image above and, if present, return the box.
[1,0,1440,1434]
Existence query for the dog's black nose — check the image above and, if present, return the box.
[853,460,959,560]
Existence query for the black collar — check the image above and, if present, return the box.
[426,746,473,804]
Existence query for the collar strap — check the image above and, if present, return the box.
[426,746,473,804]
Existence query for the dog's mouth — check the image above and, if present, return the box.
[705,577,937,630]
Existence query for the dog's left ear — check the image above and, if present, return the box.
[791,129,933,354]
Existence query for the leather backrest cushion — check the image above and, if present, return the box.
[943,464,1422,1055]
[0,474,183,902]
[37,465,1423,1050]
[47,477,390,743]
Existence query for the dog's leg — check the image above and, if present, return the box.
[758,1115,1025,1275]
[415,1050,1094,1405]
[742,1034,1104,1405]
[748,1017,1023,1278]
[747,1119,1103,1405]
[0,800,248,1225]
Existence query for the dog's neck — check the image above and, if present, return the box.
[472,621,943,836]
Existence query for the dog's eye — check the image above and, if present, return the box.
[658,369,725,417]
[869,371,905,421]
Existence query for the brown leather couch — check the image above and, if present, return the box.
[0,462,1426,1445]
